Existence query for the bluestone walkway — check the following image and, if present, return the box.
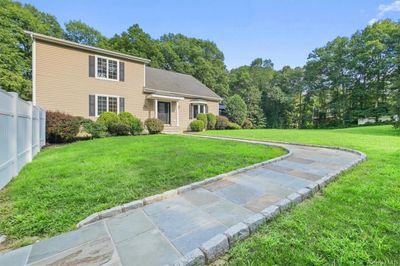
[0,136,363,266]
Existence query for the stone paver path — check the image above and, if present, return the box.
[0,136,363,266]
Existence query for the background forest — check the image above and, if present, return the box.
[1,0,399,128]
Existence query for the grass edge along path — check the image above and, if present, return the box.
[202,125,400,265]
[0,134,285,250]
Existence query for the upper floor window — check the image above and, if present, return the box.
[96,56,119,81]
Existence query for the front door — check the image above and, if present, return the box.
[157,101,171,124]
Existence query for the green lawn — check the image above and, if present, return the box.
[0,134,284,250]
[202,125,400,265]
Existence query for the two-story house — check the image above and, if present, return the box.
[26,31,222,133]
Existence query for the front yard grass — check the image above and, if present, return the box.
[202,125,400,265]
[0,134,285,250]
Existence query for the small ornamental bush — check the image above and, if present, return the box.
[46,111,80,143]
[118,112,144,135]
[108,122,131,136]
[80,118,107,138]
[215,115,230,130]
[118,112,135,126]
[145,118,164,134]
[190,120,205,132]
[196,113,208,129]
[242,118,254,129]
[227,122,242,130]
[96,112,119,129]
[206,113,217,130]
[130,117,144,135]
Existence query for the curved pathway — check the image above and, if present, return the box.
[0,136,365,266]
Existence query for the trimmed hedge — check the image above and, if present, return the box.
[196,113,208,129]
[108,122,131,136]
[145,118,164,134]
[207,113,217,130]
[190,120,205,132]
[215,115,230,130]
[46,111,80,143]
[80,118,107,138]
[118,112,144,135]
[96,112,119,130]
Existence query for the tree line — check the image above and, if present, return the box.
[1,0,399,128]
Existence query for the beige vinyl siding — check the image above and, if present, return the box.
[178,99,219,131]
[35,40,151,121]
[35,40,220,131]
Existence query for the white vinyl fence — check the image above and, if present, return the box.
[0,88,46,190]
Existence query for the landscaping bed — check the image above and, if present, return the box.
[0,134,285,250]
[202,125,400,265]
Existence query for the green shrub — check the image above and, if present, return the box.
[206,113,216,130]
[242,118,253,129]
[190,120,205,132]
[118,112,144,135]
[96,112,119,129]
[80,118,107,138]
[225,95,247,126]
[145,118,164,134]
[215,115,230,130]
[227,122,241,129]
[196,113,208,129]
[118,112,135,126]
[46,111,80,143]
[107,122,131,136]
[130,118,144,135]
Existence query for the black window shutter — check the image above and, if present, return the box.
[89,56,95,77]
[189,104,193,119]
[205,104,208,113]
[119,97,125,112]
[119,62,125,81]
[89,95,95,116]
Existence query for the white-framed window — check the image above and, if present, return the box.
[95,56,119,81]
[95,94,120,116]
[192,103,207,118]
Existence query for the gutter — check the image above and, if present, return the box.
[143,87,222,102]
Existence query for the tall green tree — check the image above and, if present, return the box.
[229,62,268,127]
[263,66,310,128]
[225,94,247,125]
[159,34,229,97]
[64,20,106,46]
[304,20,400,128]
[350,20,400,121]
[106,24,166,68]
[0,0,63,99]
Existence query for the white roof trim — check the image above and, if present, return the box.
[146,94,184,101]
[25,31,151,64]
[190,99,208,104]
[144,87,222,101]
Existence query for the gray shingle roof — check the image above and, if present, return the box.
[145,67,222,101]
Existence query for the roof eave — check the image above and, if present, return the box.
[143,87,222,102]
[25,31,151,64]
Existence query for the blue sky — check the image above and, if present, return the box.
[20,0,400,70]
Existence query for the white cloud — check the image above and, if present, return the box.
[368,18,378,25]
[368,1,400,25]
[378,0,400,17]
